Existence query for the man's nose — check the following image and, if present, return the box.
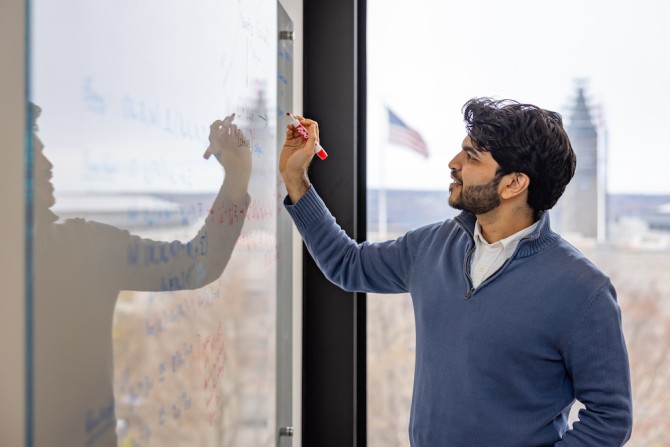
[448,152,461,171]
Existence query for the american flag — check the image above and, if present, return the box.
[387,107,429,158]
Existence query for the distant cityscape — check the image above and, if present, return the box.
[367,188,670,247]
[52,187,670,249]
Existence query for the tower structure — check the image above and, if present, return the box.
[561,85,599,239]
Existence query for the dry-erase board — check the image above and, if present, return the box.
[28,1,290,445]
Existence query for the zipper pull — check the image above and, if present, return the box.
[465,288,474,300]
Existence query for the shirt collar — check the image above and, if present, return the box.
[473,220,540,252]
[455,210,559,258]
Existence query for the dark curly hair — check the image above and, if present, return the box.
[462,98,576,213]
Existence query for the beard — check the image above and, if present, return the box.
[449,173,503,215]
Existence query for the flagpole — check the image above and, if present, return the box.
[379,106,388,240]
[379,105,429,240]
[377,142,388,241]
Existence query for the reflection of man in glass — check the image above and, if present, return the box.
[32,104,251,447]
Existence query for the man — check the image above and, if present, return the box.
[279,98,632,446]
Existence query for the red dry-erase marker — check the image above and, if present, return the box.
[286,112,328,160]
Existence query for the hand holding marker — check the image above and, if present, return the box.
[287,112,328,160]
[203,113,239,160]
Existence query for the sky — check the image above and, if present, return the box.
[367,0,670,194]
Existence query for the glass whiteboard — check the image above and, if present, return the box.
[29,1,284,445]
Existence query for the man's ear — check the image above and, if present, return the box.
[500,172,530,200]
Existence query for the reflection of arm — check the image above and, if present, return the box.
[93,187,250,291]
[555,282,633,446]
[116,115,252,292]
[284,186,430,294]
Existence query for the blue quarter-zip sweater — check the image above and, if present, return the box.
[285,186,632,447]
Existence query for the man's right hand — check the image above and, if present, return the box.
[279,116,319,204]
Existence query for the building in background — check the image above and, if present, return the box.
[559,85,602,240]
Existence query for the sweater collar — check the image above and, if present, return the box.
[454,209,559,258]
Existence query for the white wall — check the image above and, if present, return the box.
[0,0,26,445]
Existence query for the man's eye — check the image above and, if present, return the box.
[467,153,476,161]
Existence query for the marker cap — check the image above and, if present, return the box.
[315,143,328,160]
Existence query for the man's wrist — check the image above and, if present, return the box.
[283,173,311,204]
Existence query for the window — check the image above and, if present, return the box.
[367,1,670,445]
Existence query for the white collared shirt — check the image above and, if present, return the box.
[470,220,539,289]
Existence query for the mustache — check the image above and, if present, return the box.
[450,170,462,183]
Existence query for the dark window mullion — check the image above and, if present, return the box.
[302,0,367,446]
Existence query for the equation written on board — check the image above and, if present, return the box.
[144,287,222,337]
[115,331,199,433]
[83,76,208,144]
[84,77,270,138]
[197,321,226,425]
